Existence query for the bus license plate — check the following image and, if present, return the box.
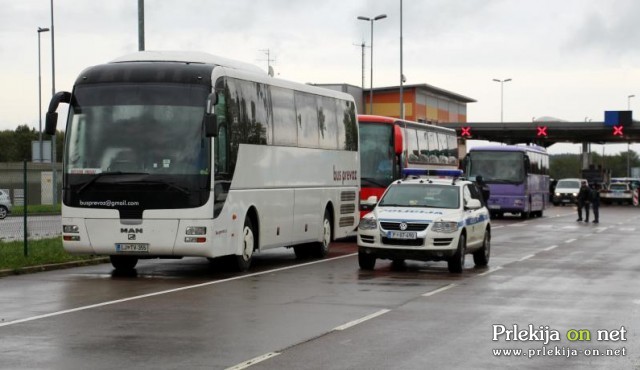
[387,231,417,240]
[115,243,149,253]
[488,204,501,209]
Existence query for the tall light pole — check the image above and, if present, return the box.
[358,14,387,115]
[492,78,512,123]
[37,27,50,163]
[627,94,635,177]
[50,0,58,205]
[399,0,404,119]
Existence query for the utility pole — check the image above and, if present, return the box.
[258,49,276,76]
[138,0,145,51]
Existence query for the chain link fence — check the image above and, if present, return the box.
[0,161,62,244]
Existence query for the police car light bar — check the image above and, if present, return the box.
[402,168,464,178]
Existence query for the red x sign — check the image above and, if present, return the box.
[461,126,471,137]
[536,126,548,137]
[613,125,624,136]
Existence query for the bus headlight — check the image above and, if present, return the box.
[186,226,207,235]
[63,225,80,233]
[432,221,458,233]
[358,217,378,230]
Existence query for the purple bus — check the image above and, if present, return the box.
[464,145,549,219]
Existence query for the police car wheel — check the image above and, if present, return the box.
[448,234,466,273]
[473,229,490,266]
[358,250,376,270]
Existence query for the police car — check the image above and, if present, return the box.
[357,169,491,273]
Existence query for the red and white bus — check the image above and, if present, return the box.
[358,115,459,217]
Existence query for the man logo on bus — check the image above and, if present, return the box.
[121,228,143,234]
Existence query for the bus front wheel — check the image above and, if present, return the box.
[110,255,138,271]
[312,209,332,258]
[234,217,255,272]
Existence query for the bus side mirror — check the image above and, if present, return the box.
[524,156,531,174]
[204,114,217,137]
[204,92,218,137]
[45,91,71,135]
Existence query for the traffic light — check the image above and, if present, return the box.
[461,126,471,138]
[536,126,548,137]
[613,125,624,136]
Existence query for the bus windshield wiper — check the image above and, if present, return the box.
[76,171,149,194]
[121,179,191,195]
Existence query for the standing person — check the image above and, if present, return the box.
[576,180,591,222]
[591,183,600,223]
[475,175,490,206]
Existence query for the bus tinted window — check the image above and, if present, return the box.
[295,91,319,148]
[271,86,297,146]
[318,96,338,149]
[338,100,358,151]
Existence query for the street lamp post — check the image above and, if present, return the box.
[50,0,58,205]
[492,78,512,123]
[37,27,50,163]
[358,14,387,115]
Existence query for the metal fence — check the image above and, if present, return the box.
[0,161,62,243]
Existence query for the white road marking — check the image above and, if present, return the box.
[543,245,558,251]
[226,352,280,370]
[0,253,358,328]
[422,283,456,297]
[477,266,503,276]
[518,254,535,262]
[333,309,391,331]
[564,238,577,243]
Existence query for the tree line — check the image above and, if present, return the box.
[0,125,64,162]
[0,125,638,177]
[550,151,640,179]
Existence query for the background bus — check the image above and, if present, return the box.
[358,115,458,217]
[45,51,360,272]
[464,144,549,219]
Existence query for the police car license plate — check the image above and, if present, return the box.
[387,231,417,239]
[115,243,149,253]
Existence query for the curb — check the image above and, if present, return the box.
[0,257,110,278]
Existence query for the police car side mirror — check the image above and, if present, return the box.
[465,198,482,210]
[366,196,378,205]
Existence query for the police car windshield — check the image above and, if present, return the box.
[379,184,459,209]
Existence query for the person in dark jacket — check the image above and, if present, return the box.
[475,175,490,206]
[590,183,600,223]
[576,180,591,222]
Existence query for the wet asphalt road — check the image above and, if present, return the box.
[1,205,639,369]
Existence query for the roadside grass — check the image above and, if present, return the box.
[0,237,104,271]
[11,204,61,216]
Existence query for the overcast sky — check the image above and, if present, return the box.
[1,0,639,154]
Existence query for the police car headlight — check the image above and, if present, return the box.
[432,221,458,233]
[358,217,378,230]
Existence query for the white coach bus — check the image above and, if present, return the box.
[45,51,359,271]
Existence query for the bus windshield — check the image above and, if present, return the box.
[63,83,211,210]
[65,83,210,176]
[467,151,525,183]
[359,123,394,188]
